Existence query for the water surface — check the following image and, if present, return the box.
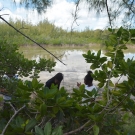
[19,45,135,92]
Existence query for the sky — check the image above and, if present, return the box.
[0,0,122,31]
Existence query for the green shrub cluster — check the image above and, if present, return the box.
[1,27,135,135]
[0,18,107,46]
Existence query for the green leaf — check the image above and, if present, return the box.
[116,50,124,58]
[108,80,114,87]
[35,126,44,135]
[40,103,47,116]
[89,115,96,120]
[0,95,3,102]
[130,29,135,37]
[98,83,104,88]
[131,39,135,44]
[90,64,99,69]
[52,126,63,135]
[0,119,6,131]
[118,45,127,50]
[117,27,122,37]
[43,87,57,98]
[99,57,107,64]
[122,113,129,122]
[107,46,114,51]
[97,50,101,58]
[114,130,121,135]
[107,61,113,69]
[25,119,37,132]
[44,122,52,135]
[108,28,112,32]
[93,125,99,135]
[11,116,24,128]
[32,78,38,88]
[111,90,121,96]
[18,81,31,91]
[57,97,66,103]
[86,91,93,97]
[53,107,59,114]
[105,52,114,57]
[116,83,126,88]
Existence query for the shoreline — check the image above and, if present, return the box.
[19,43,135,53]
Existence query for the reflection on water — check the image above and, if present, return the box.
[19,46,135,92]
[124,53,135,60]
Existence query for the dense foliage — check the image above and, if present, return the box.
[0,27,135,135]
[12,0,135,29]
[12,0,135,27]
[0,19,107,45]
[13,0,51,14]
[0,38,55,92]
[79,0,135,28]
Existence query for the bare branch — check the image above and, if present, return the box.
[18,21,28,30]
[69,0,80,44]
[58,53,65,58]
[105,0,112,29]
[64,120,91,135]
[0,104,25,135]
[0,7,4,11]
[38,116,46,127]
[9,102,16,112]
[71,0,80,32]
[123,0,135,14]
[0,14,9,16]
[98,100,112,114]
[108,91,131,113]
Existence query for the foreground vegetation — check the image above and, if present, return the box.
[0,27,135,135]
[0,18,108,46]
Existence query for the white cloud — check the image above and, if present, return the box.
[0,0,123,31]
[14,0,21,3]
[0,8,22,21]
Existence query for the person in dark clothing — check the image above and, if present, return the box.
[77,71,97,91]
[45,73,63,89]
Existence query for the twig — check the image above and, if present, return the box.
[0,14,9,16]
[0,7,4,11]
[9,102,16,112]
[70,0,80,43]
[108,92,131,113]
[98,100,112,114]
[123,0,135,14]
[105,0,112,29]
[32,91,44,103]
[58,53,65,58]
[38,116,46,127]
[0,103,26,135]
[0,15,66,65]
[19,21,28,30]
[71,0,80,30]
[86,125,94,132]
[114,74,123,89]
[64,120,90,135]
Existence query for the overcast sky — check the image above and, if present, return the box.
[0,0,122,31]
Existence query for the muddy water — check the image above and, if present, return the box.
[19,45,135,92]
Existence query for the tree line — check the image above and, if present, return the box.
[0,18,109,46]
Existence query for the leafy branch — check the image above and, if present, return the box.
[0,102,25,135]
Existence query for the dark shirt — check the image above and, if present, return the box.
[45,78,60,89]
